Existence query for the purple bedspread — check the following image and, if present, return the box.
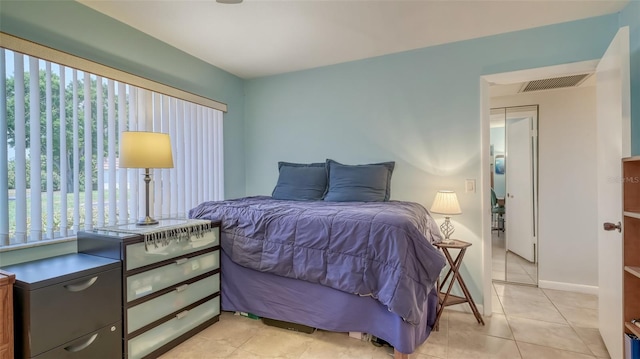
[189,196,445,325]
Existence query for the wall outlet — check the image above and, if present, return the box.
[465,179,476,193]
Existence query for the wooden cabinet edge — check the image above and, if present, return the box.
[625,266,640,280]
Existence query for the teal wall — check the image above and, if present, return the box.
[244,15,620,303]
[0,0,247,200]
[0,0,246,265]
[620,0,640,155]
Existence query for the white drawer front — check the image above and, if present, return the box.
[127,273,220,334]
[126,230,219,270]
[127,296,220,359]
[127,251,219,302]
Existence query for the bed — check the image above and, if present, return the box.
[189,195,446,358]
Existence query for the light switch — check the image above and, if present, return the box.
[465,179,476,193]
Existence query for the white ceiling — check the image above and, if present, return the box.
[78,0,628,79]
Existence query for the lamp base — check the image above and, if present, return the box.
[440,216,455,241]
[136,216,159,226]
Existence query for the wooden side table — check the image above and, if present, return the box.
[433,239,484,330]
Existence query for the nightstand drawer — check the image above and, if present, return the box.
[126,251,219,301]
[33,322,121,359]
[17,267,121,357]
[127,296,220,359]
[126,230,219,271]
[127,273,220,334]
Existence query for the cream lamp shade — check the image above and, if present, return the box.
[119,131,173,225]
[430,190,461,241]
[119,131,174,169]
[430,190,462,215]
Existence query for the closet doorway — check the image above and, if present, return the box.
[490,105,538,285]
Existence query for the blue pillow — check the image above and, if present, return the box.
[272,162,327,201]
[324,159,395,202]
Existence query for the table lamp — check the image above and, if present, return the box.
[119,131,174,225]
[430,190,462,243]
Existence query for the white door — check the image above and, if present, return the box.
[597,26,631,359]
[506,116,535,262]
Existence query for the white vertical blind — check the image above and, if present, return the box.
[215,111,224,199]
[169,98,178,218]
[128,87,139,221]
[117,83,128,224]
[29,57,41,242]
[190,104,198,209]
[152,92,162,219]
[83,72,92,230]
[59,66,68,237]
[2,49,225,246]
[160,95,171,219]
[176,101,186,217]
[45,62,54,239]
[14,52,26,244]
[198,107,205,204]
[107,80,117,226]
[96,76,104,227]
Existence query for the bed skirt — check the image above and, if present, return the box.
[220,250,438,354]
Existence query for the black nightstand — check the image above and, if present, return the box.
[2,253,122,358]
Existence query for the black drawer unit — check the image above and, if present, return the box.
[2,253,122,358]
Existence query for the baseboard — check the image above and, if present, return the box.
[538,280,598,295]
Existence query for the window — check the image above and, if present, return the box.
[1,34,225,247]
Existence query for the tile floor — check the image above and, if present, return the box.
[492,230,537,285]
[160,283,609,359]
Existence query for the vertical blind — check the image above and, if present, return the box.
[1,48,225,246]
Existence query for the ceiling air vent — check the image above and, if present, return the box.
[520,74,591,93]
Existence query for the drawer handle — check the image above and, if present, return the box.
[64,333,98,352]
[176,310,189,319]
[64,276,98,292]
[175,258,189,265]
[175,284,189,293]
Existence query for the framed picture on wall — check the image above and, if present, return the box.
[495,154,505,174]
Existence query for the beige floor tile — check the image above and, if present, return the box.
[493,283,547,301]
[447,331,521,359]
[298,331,391,359]
[573,327,611,358]
[158,290,609,359]
[508,317,591,354]
[493,270,506,281]
[449,311,513,340]
[504,272,536,285]
[501,295,567,324]
[543,289,598,310]
[492,293,505,314]
[556,305,598,328]
[188,336,240,358]
[239,325,315,359]
[505,262,528,275]
[412,354,444,359]
[225,348,289,359]
[416,322,448,358]
[197,313,262,347]
[160,336,238,359]
[517,342,596,359]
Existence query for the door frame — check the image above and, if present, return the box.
[479,60,599,315]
